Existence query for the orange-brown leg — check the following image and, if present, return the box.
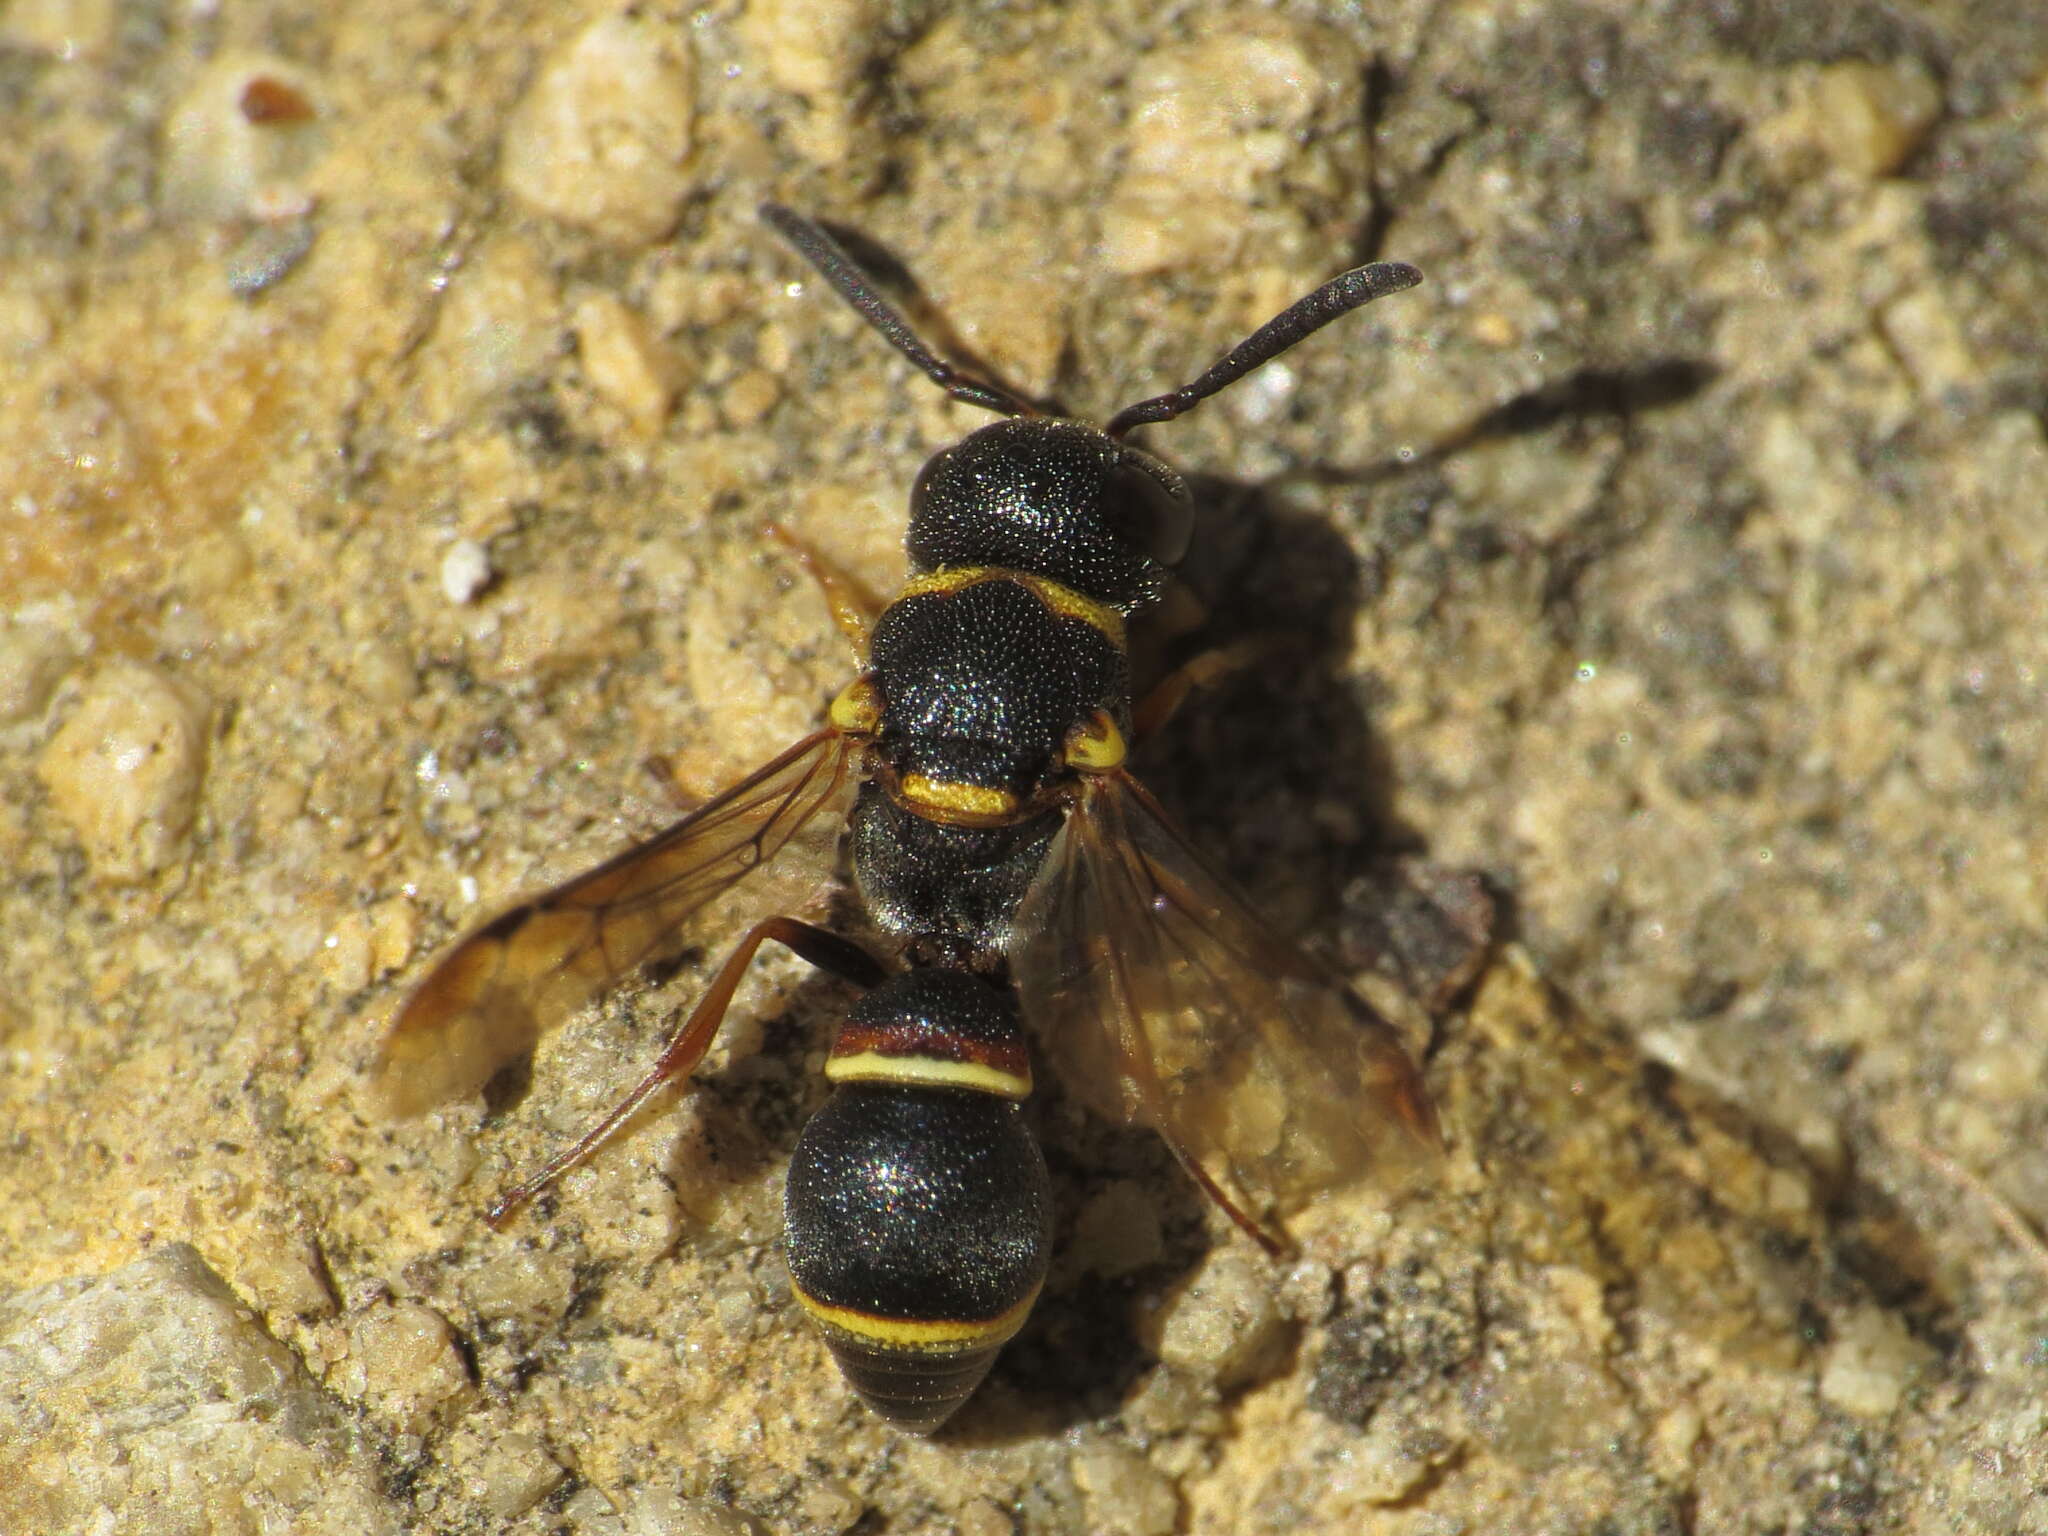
[485,917,886,1228]
[1166,1142,1289,1259]
[767,522,885,657]
[1131,639,1271,743]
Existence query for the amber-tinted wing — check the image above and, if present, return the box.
[1011,770,1439,1251]
[373,728,859,1118]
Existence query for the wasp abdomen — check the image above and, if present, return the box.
[785,1087,1050,1429]
[785,972,1050,1431]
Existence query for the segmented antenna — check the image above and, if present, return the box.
[761,203,1037,418]
[1105,262,1422,439]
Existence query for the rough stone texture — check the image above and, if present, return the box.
[2,2,2044,1533]
[0,1244,397,1535]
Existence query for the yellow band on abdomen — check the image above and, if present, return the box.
[792,1282,1043,1350]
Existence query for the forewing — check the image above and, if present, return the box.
[373,729,858,1117]
[1013,771,1438,1245]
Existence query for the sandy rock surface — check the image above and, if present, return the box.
[3,2,2044,1532]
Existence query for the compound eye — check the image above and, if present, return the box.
[1109,448,1193,567]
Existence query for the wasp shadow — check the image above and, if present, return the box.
[950,465,1443,1438]
[951,353,1952,1439]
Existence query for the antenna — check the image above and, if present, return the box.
[1105,262,1422,439]
[761,203,1037,419]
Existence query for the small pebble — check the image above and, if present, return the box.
[1819,1305,1932,1417]
[225,217,316,296]
[462,1247,576,1326]
[1811,58,1942,178]
[738,0,885,97]
[1879,286,1976,398]
[1650,1403,1704,1480]
[38,661,208,882]
[0,0,117,56]
[733,0,882,160]
[339,1299,474,1432]
[795,1479,863,1535]
[1069,1442,1179,1536]
[954,1498,1014,1536]
[715,367,781,430]
[620,1490,767,1536]
[0,287,54,357]
[464,1432,566,1520]
[352,639,418,707]
[501,14,695,245]
[574,292,677,435]
[422,235,563,415]
[1326,1414,1456,1505]
[1142,1243,1289,1390]
[1101,22,1359,275]
[161,53,325,221]
[440,538,493,603]
[235,1233,338,1318]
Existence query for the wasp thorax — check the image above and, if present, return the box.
[906,418,1190,609]
[785,971,1051,1431]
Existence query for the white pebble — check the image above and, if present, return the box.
[440,538,493,604]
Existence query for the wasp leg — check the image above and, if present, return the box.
[1164,1141,1290,1259]
[767,522,884,657]
[1131,638,1272,743]
[484,917,888,1228]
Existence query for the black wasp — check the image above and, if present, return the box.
[375,205,1436,1431]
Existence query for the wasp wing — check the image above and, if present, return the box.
[373,728,859,1118]
[1012,770,1439,1250]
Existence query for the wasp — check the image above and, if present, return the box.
[374,205,1436,1431]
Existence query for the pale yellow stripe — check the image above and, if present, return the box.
[899,774,1019,819]
[794,1283,1042,1349]
[825,1050,1030,1099]
[894,567,1125,646]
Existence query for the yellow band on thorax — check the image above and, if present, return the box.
[898,773,1020,821]
[894,566,1125,647]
